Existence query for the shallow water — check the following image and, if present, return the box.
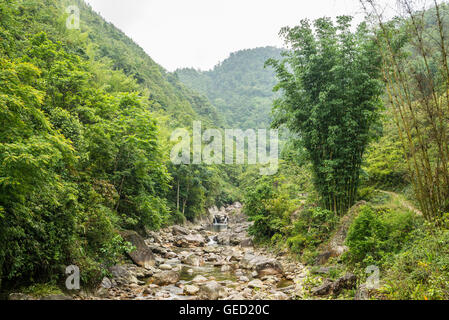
[206,224,228,233]
[179,265,244,283]
[276,278,294,289]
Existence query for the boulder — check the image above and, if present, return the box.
[192,275,208,283]
[152,271,180,286]
[174,234,205,248]
[120,230,155,269]
[182,254,204,267]
[221,265,232,272]
[332,273,357,295]
[311,273,357,296]
[240,253,258,269]
[198,281,224,300]
[145,229,162,244]
[100,277,113,289]
[172,225,190,236]
[184,285,200,296]
[159,264,173,270]
[216,232,231,245]
[255,258,283,277]
[227,293,245,300]
[165,251,178,259]
[248,279,264,289]
[270,292,289,300]
[312,267,333,275]
[240,238,253,247]
[147,244,167,255]
[109,265,139,285]
[315,251,333,266]
[311,279,334,296]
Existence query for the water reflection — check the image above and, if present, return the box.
[206,224,228,233]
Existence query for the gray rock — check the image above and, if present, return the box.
[152,271,180,286]
[332,273,357,295]
[240,253,258,269]
[110,265,139,285]
[248,279,264,288]
[312,273,357,296]
[145,229,163,244]
[255,258,283,277]
[216,232,231,245]
[315,251,333,265]
[184,285,200,295]
[240,238,253,247]
[120,230,155,269]
[192,275,208,283]
[159,264,173,270]
[174,234,205,248]
[312,267,333,275]
[147,244,167,255]
[101,277,113,289]
[311,279,334,296]
[198,281,224,300]
[221,265,232,272]
[270,292,289,300]
[182,254,203,267]
[172,225,190,236]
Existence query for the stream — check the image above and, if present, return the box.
[79,203,308,300]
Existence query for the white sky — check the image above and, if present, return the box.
[83,0,405,71]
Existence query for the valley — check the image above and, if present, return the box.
[76,204,308,300]
[2,0,449,301]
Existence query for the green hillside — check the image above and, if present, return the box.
[0,0,233,289]
[176,46,282,129]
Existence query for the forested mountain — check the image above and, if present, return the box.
[176,47,282,129]
[2,0,449,302]
[0,0,234,289]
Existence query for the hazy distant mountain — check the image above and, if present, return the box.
[175,47,283,129]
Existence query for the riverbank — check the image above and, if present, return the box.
[78,204,308,300]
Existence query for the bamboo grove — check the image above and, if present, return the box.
[362,0,449,222]
[267,16,384,215]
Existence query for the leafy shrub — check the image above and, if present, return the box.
[345,205,422,267]
[287,207,339,255]
[381,227,449,300]
[244,178,295,243]
[362,122,409,190]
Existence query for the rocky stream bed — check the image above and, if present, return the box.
[78,203,309,300]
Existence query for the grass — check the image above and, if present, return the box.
[20,283,64,298]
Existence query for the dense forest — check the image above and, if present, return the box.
[0,0,238,291]
[176,47,282,129]
[1,0,449,301]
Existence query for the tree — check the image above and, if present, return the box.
[361,0,449,222]
[267,16,384,214]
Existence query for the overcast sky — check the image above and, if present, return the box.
[84,0,401,71]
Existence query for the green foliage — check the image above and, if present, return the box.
[267,16,384,214]
[0,0,236,289]
[244,178,295,243]
[20,283,63,298]
[176,47,282,129]
[345,205,422,267]
[242,161,313,244]
[381,226,449,300]
[287,207,339,255]
[361,116,409,190]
